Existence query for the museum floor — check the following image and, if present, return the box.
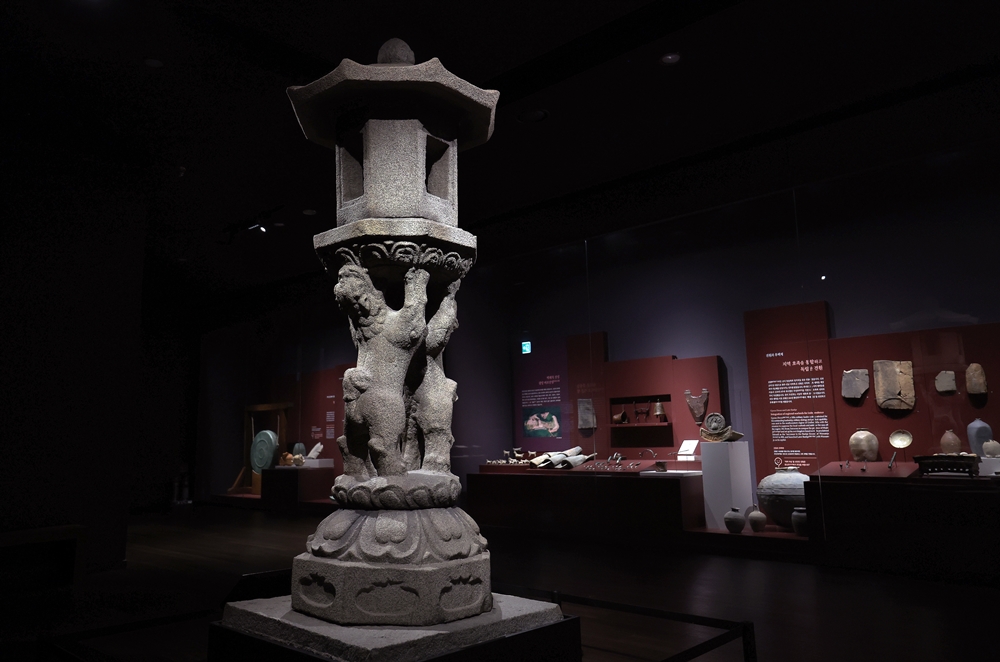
[14,504,998,661]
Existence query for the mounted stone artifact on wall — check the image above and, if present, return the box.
[577,398,597,429]
[872,360,916,410]
[284,39,499,626]
[966,363,988,395]
[935,370,957,393]
[684,388,709,424]
[840,369,869,400]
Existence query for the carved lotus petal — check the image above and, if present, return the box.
[373,483,407,510]
[426,508,464,542]
[309,516,361,557]
[347,485,373,509]
[374,510,409,544]
[331,485,350,506]
[432,480,453,505]
[406,485,434,509]
[359,511,421,563]
[455,508,483,537]
[320,509,362,541]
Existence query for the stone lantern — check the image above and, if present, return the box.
[284,39,499,626]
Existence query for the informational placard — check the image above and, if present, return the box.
[513,337,568,450]
[756,341,839,473]
[745,302,841,482]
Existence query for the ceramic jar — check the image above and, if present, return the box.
[748,505,767,532]
[967,419,993,456]
[849,428,878,461]
[757,467,809,528]
[723,508,746,534]
[790,507,808,537]
[940,429,962,454]
[983,440,1000,458]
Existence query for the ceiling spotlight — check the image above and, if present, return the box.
[144,58,164,68]
[260,226,266,233]
[821,275,827,280]
[516,109,548,123]
[660,53,681,65]
[302,209,317,215]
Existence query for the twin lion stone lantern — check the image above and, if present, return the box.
[286,39,498,626]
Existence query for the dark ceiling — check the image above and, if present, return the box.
[5,0,1000,328]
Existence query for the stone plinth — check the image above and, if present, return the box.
[292,552,492,626]
[219,593,563,662]
[291,506,491,625]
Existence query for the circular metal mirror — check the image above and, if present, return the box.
[889,429,913,449]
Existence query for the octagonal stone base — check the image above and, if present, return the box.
[292,551,492,626]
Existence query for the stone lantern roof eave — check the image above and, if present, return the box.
[287,57,499,151]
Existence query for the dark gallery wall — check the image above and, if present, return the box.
[195,286,357,498]
[0,152,149,572]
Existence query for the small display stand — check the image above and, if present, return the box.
[228,402,293,496]
[701,441,754,530]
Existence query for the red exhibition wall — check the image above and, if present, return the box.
[746,301,999,483]
[271,363,353,474]
[513,331,724,460]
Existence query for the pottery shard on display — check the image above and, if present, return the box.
[983,440,1000,458]
[940,429,962,454]
[872,360,916,410]
[841,369,870,399]
[966,363,988,395]
[935,370,957,393]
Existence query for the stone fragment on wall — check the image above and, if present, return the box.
[872,360,915,410]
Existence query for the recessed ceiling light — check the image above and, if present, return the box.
[302,209,317,215]
[821,275,827,280]
[144,58,164,68]
[660,53,680,65]
[516,109,548,123]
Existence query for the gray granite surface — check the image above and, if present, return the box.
[221,593,562,662]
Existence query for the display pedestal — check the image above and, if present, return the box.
[209,594,578,662]
[813,461,918,478]
[979,457,1000,476]
[701,441,754,530]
